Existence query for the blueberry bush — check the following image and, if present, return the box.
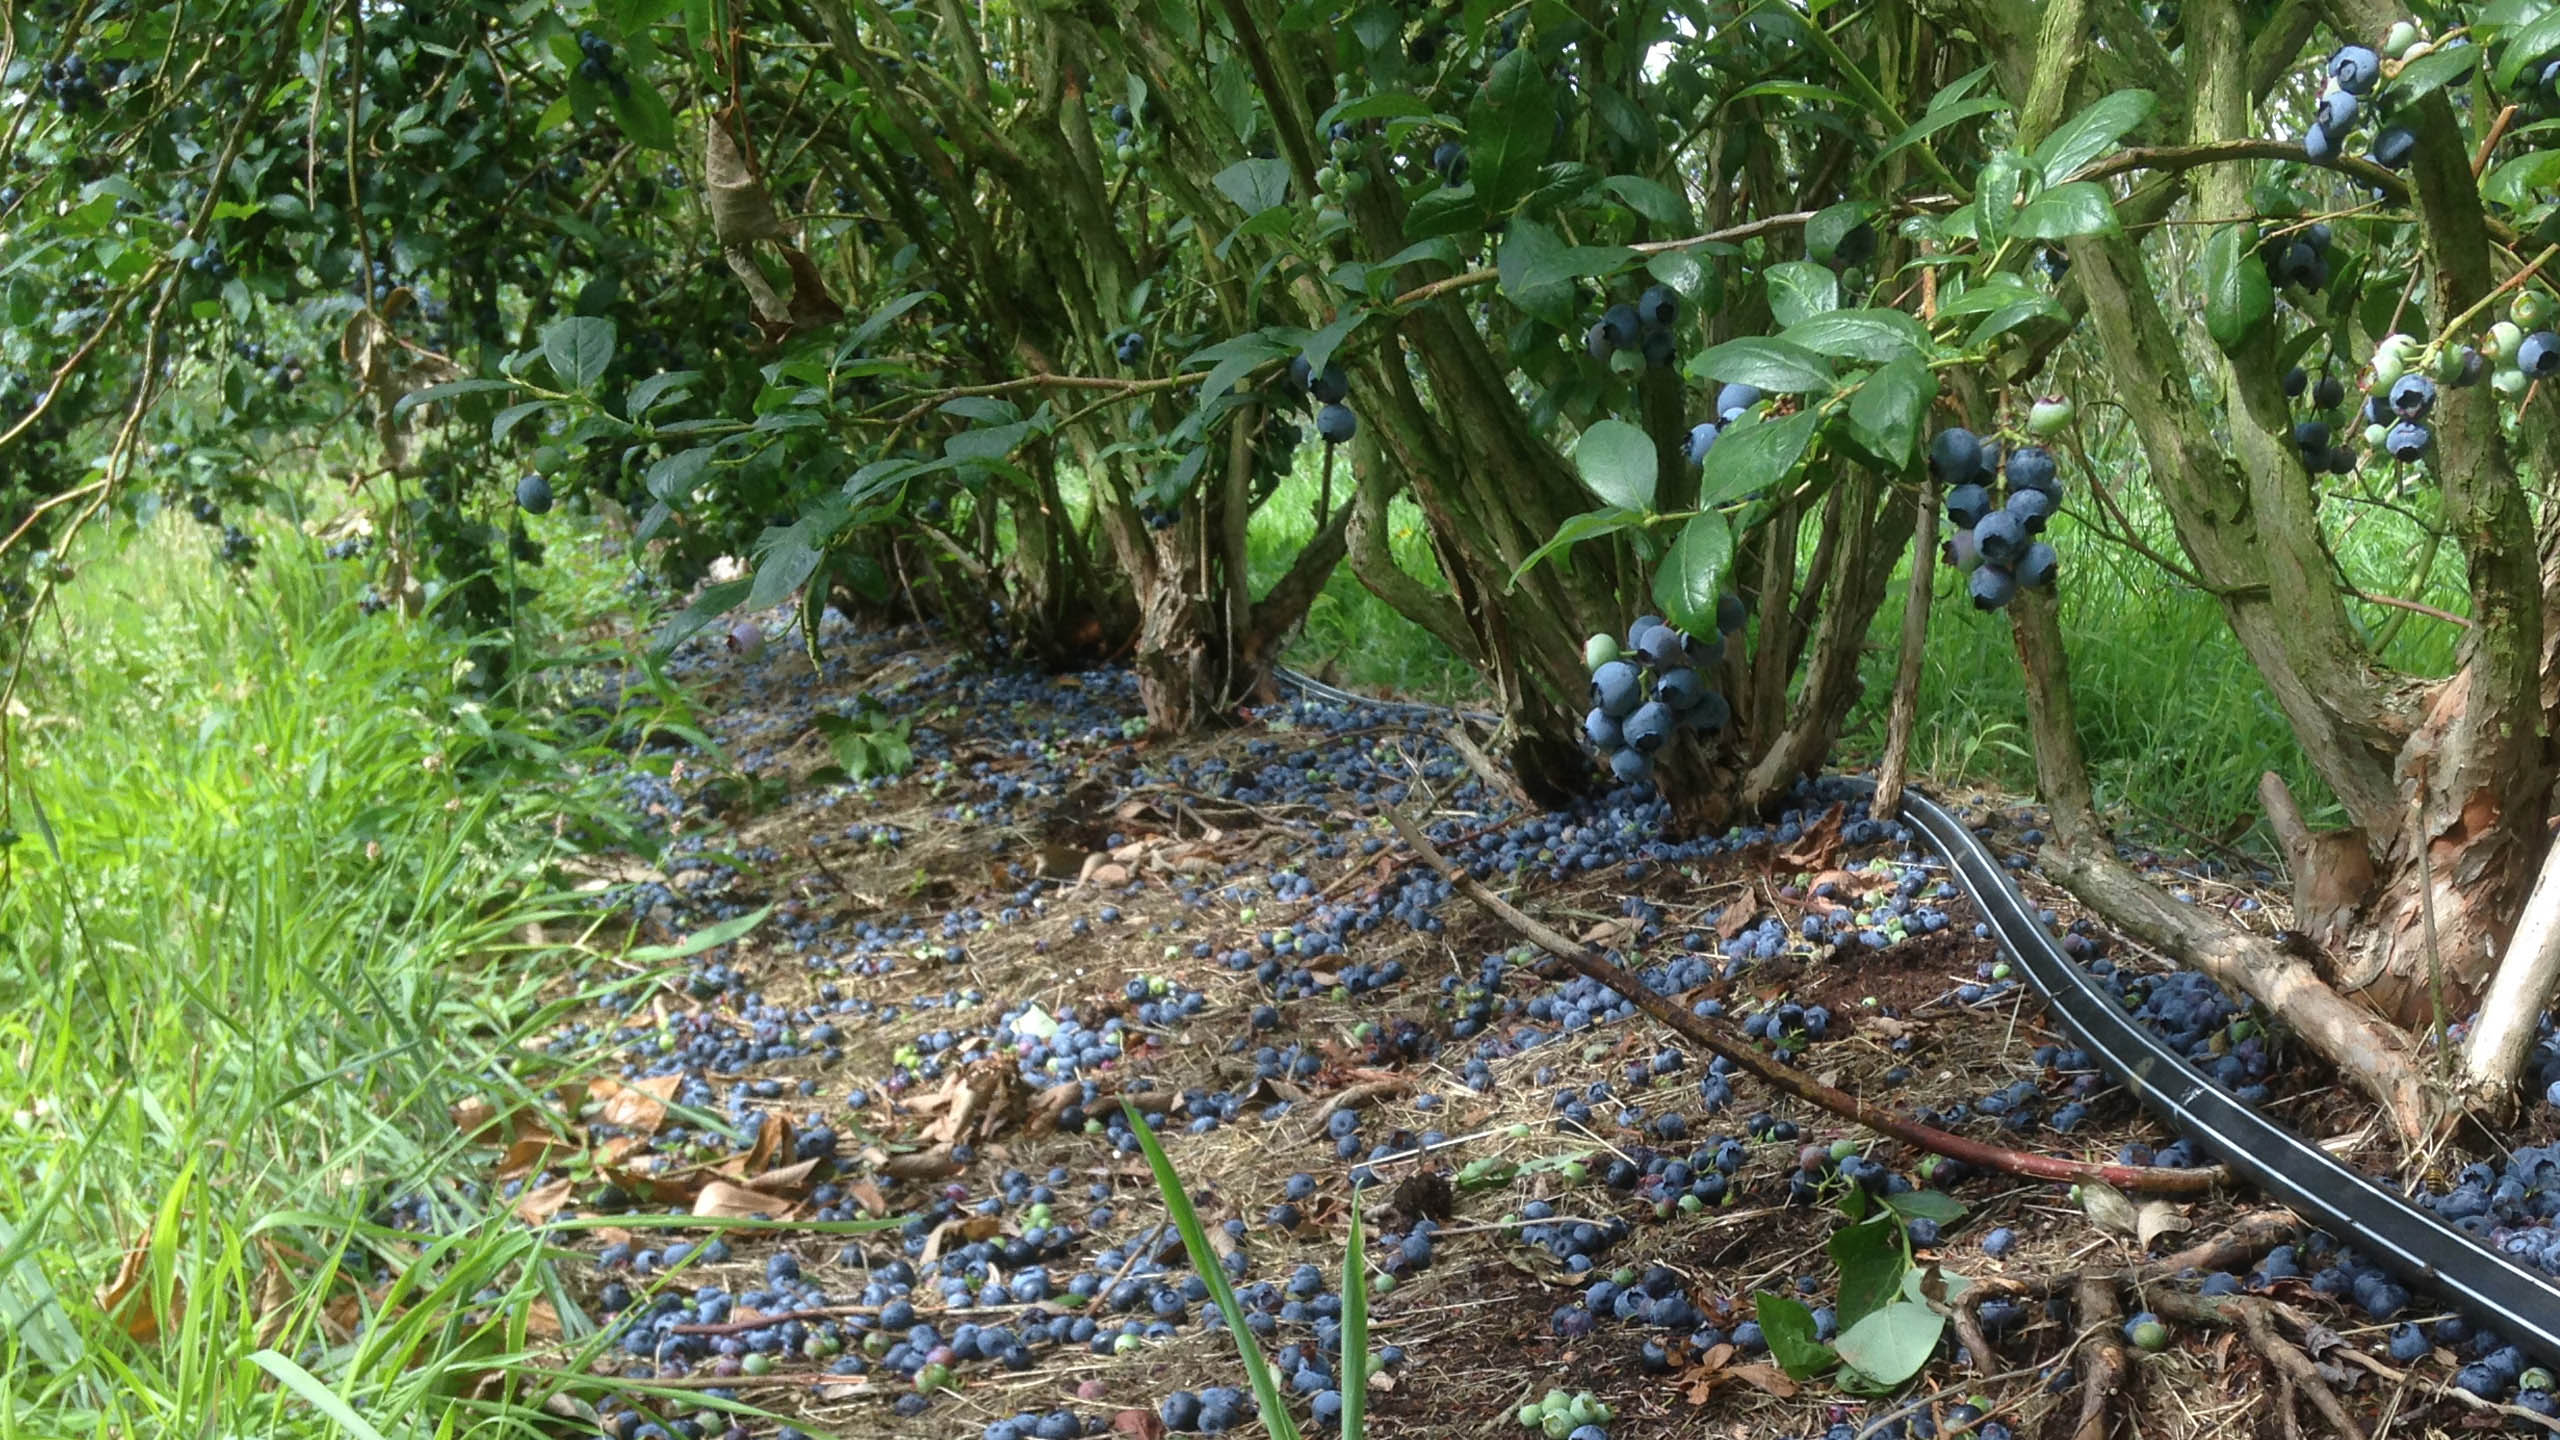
[20,0,2560,1115]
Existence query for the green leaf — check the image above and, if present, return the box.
[1301,309,1367,380]
[1805,200,1877,263]
[1691,337,1833,393]
[1830,1215,1907,1331]
[2202,224,2273,355]
[1848,353,1934,467]
[2488,148,2560,208]
[1764,262,1839,328]
[748,534,824,610]
[1752,1293,1837,1380]
[1213,157,1293,214]
[1968,300,2063,348]
[1124,1103,1306,1440]
[490,400,553,445]
[1834,1301,1946,1389]
[627,370,700,417]
[1340,1203,1369,1440]
[393,377,520,418]
[1647,249,1707,300]
[2008,182,2119,239]
[1466,46,1554,212]
[1974,151,2036,241]
[1404,182,1483,240]
[1881,1189,1968,1224]
[1498,218,1578,326]
[1697,409,1819,506]
[648,445,717,503]
[1601,174,1693,227]
[1653,513,1732,634]
[1874,96,2010,166]
[1924,63,1998,114]
[628,904,776,962]
[1934,274,2049,318]
[542,315,617,390]
[654,577,751,651]
[2501,12,2560,87]
[2391,43,2478,104]
[606,73,679,149]
[1573,419,1658,510]
[1510,506,1643,583]
[1783,308,1930,363]
[248,1351,392,1440]
[2031,90,2156,179]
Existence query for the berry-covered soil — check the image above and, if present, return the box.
[477,612,2555,1440]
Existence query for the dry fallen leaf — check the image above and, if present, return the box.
[693,1181,792,1219]
[95,1237,177,1343]
[449,1096,500,1139]
[599,1075,682,1133]
[2079,1179,2141,1239]
[514,1177,575,1224]
[2135,1199,2193,1250]
[1110,1408,1167,1440]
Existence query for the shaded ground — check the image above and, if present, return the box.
[459,609,2530,1440]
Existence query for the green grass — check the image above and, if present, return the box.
[0,517,712,1436]
[1244,447,1478,699]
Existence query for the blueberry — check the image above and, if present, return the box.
[2519,330,2560,378]
[2124,1312,2169,1350]
[1622,701,1675,754]
[1716,592,1747,634]
[1968,564,2017,610]
[515,474,554,514]
[2315,87,2359,134]
[2303,123,2336,162]
[1655,667,1707,709]
[2282,366,2308,399]
[2004,445,2060,495]
[1945,482,1994,528]
[1973,509,2026,565]
[1591,660,1643,717]
[1714,381,1762,417]
[2370,125,2417,170]
[2385,419,2431,462]
[1315,403,1357,445]
[2004,487,2054,533]
[1686,421,1719,464]
[1599,303,1641,350]
[2330,44,2381,95]
[1609,747,1653,783]
[1637,285,1679,329]
[2292,419,2331,451]
[1982,1226,2018,1258]
[1636,622,1690,668]
[1310,363,1351,404]
[2313,374,2345,408]
[2388,373,2436,419]
[1930,427,1985,482]
[1585,707,1624,750]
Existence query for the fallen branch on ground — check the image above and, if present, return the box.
[1380,804,2228,1195]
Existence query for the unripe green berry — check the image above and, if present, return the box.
[1584,633,1622,669]
[2385,20,2420,57]
[2515,291,2551,328]
[2492,320,2526,361]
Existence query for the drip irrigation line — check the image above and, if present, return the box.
[1273,667,2560,1364]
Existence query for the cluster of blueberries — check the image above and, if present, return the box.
[1113,330,1146,366]
[1928,427,2060,610]
[1286,354,1358,445]
[2300,43,2408,169]
[2258,213,2343,296]
[2280,366,2358,475]
[1685,379,1762,466]
[1581,603,1745,783]
[40,53,119,112]
[574,30,632,98]
[1110,101,1144,164]
[1582,286,1683,371]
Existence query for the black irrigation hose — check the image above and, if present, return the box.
[1268,670,2560,1365]
[1896,781,2560,1368]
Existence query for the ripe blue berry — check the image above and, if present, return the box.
[1945,483,1993,529]
[1316,403,1357,444]
[2329,45,2380,95]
